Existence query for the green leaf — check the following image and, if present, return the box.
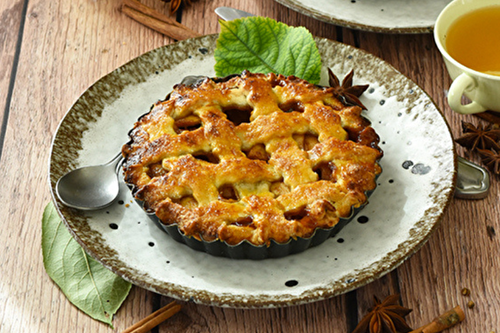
[214,17,322,84]
[42,202,132,327]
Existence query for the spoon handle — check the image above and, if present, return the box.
[109,152,124,174]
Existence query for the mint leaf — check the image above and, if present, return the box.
[214,17,322,84]
[42,202,131,327]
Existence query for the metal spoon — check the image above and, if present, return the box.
[56,153,123,210]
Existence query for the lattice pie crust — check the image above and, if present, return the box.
[122,71,382,246]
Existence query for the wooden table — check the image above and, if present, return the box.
[1,0,498,332]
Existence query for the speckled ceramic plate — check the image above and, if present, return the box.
[49,35,456,308]
[274,0,452,33]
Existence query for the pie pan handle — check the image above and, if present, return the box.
[455,156,490,200]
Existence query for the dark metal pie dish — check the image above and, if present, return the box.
[122,72,383,259]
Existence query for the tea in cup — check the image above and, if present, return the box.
[434,0,500,114]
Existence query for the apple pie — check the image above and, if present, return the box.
[122,71,382,250]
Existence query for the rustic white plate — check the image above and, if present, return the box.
[49,35,456,308]
[275,0,452,33]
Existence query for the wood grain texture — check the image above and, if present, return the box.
[0,0,499,332]
[155,296,350,333]
[0,0,170,331]
[0,0,25,159]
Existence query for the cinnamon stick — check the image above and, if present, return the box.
[121,300,182,333]
[409,306,465,333]
[121,0,201,40]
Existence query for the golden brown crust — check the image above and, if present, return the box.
[122,71,382,246]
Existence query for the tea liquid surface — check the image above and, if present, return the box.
[446,6,500,76]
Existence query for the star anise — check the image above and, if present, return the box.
[477,148,500,174]
[352,294,413,333]
[162,0,192,13]
[455,121,500,151]
[328,68,369,110]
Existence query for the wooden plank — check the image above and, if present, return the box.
[0,0,176,331]
[0,0,24,157]
[396,198,500,332]
[157,296,350,332]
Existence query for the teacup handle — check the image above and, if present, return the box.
[448,73,486,114]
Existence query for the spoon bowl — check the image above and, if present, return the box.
[56,153,123,210]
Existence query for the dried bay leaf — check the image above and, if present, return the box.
[214,17,322,84]
[42,202,131,327]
